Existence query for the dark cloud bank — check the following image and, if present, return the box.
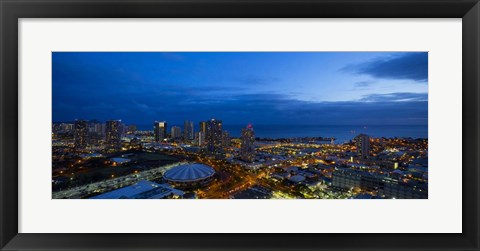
[53,52,428,126]
[343,52,428,82]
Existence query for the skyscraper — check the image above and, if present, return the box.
[87,121,103,144]
[206,119,223,155]
[198,121,207,147]
[60,123,74,133]
[92,122,104,136]
[171,126,182,139]
[222,131,230,148]
[355,134,370,158]
[74,119,88,149]
[199,121,207,134]
[240,124,255,162]
[154,121,167,142]
[105,120,122,149]
[183,120,194,141]
[197,131,205,146]
[120,122,127,135]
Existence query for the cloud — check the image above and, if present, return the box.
[53,89,428,127]
[132,100,150,111]
[359,92,428,102]
[52,52,428,126]
[342,53,428,82]
[353,81,376,90]
[354,81,372,88]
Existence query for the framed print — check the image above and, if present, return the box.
[1,0,479,250]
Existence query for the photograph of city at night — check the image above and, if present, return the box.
[52,52,428,199]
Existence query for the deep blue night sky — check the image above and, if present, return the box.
[52,52,428,127]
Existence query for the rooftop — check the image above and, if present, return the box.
[91,180,184,199]
[164,163,215,182]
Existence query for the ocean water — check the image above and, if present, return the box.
[137,124,427,143]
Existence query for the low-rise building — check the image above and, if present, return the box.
[91,180,184,199]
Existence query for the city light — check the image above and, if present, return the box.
[52,52,428,200]
[52,118,428,199]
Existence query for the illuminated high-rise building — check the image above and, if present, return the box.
[154,121,167,142]
[171,126,182,139]
[105,120,122,149]
[206,119,223,155]
[92,122,104,136]
[183,120,194,141]
[355,134,370,158]
[240,124,255,162]
[222,131,230,148]
[120,122,127,135]
[74,119,88,149]
[86,121,103,144]
[197,131,205,146]
[199,121,207,134]
[60,123,74,133]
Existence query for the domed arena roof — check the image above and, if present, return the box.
[164,163,215,182]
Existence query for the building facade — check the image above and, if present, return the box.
[197,131,205,146]
[332,169,427,199]
[240,124,255,162]
[199,121,207,134]
[74,120,88,149]
[205,119,223,155]
[154,121,167,142]
[222,131,230,148]
[105,120,122,149]
[171,126,182,139]
[355,134,370,158]
[183,120,194,141]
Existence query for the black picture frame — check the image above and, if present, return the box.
[1,0,479,250]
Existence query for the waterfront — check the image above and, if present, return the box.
[52,120,428,200]
[134,124,428,143]
[52,52,428,199]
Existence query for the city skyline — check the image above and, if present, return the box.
[53,52,428,126]
[52,52,428,200]
[57,118,428,142]
[54,116,428,199]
